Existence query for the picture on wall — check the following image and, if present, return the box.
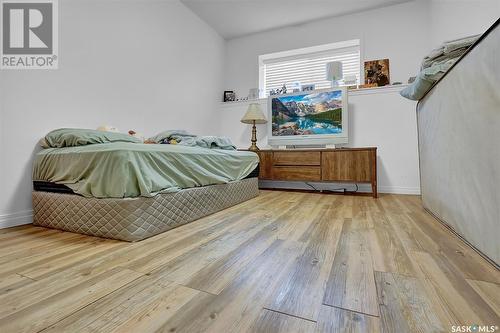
[223,91,236,102]
[271,89,343,136]
[364,59,390,86]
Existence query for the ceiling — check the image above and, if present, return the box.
[181,0,412,39]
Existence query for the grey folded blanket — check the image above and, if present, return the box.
[150,130,236,150]
[195,136,236,150]
[401,35,480,101]
[421,35,479,69]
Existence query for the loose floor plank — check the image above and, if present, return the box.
[265,205,343,321]
[315,305,381,333]
[155,240,305,333]
[251,309,316,333]
[323,218,379,317]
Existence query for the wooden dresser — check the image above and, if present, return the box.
[255,147,377,198]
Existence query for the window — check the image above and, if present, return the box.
[259,39,360,97]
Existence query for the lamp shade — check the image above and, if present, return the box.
[326,61,343,81]
[241,103,267,124]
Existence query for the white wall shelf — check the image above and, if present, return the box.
[220,84,409,108]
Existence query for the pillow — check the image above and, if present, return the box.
[148,130,196,144]
[400,75,435,101]
[400,61,455,101]
[43,128,141,148]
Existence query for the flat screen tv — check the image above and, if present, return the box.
[268,88,348,146]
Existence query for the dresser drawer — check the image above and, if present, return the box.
[272,166,321,181]
[273,151,321,166]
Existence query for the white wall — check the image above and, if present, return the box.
[0,0,225,227]
[429,0,500,47]
[223,1,431,99]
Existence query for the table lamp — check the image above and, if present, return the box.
[241,103,267,151]
[326,61,343,87]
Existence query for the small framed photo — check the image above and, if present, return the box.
[301,84,315,92]
[223,91,236,102]
[364,59,390,86]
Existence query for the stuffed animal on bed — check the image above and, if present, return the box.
[128,130,145,143]
[96,125,119,132]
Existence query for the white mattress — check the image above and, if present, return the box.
[417,22,500,265]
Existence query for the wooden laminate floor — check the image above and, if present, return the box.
[0,191,498,333]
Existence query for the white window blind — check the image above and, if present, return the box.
[259,41,360,96]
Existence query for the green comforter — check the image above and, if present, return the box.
[33,143,259,198]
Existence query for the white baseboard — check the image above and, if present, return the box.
[258,180,420,195]
[0,210,33,229]
[377,186,421,195]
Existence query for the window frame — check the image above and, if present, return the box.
[258,39,362,98]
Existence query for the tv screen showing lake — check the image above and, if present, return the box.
[271,90,343,136]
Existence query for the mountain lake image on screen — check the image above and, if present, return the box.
[271,90,343,136]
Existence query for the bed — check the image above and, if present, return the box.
[32,137,260,241]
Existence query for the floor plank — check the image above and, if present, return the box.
[466,279,500,315]
[0,267,143,333]
[184,221,279,295]
[315,305,381,333]
[43,275,203,333]
[0,273,33,295]
[155,239,305,333]
[0,236,123,279]
[374,271,445,333]
[251,309,316,333]
[276,194,331,241]
[265,204,343,321]
[0,232,91,263]
[323,218,379,317]
[410,251,499,327]
[368,211,417,277]
[408,210,500,284]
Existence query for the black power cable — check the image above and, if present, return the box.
[304,182,358,193]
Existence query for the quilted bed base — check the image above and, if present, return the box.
[32,178,259,241]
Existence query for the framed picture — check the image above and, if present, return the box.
[223,91,236,102]
[364,59,390,86]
